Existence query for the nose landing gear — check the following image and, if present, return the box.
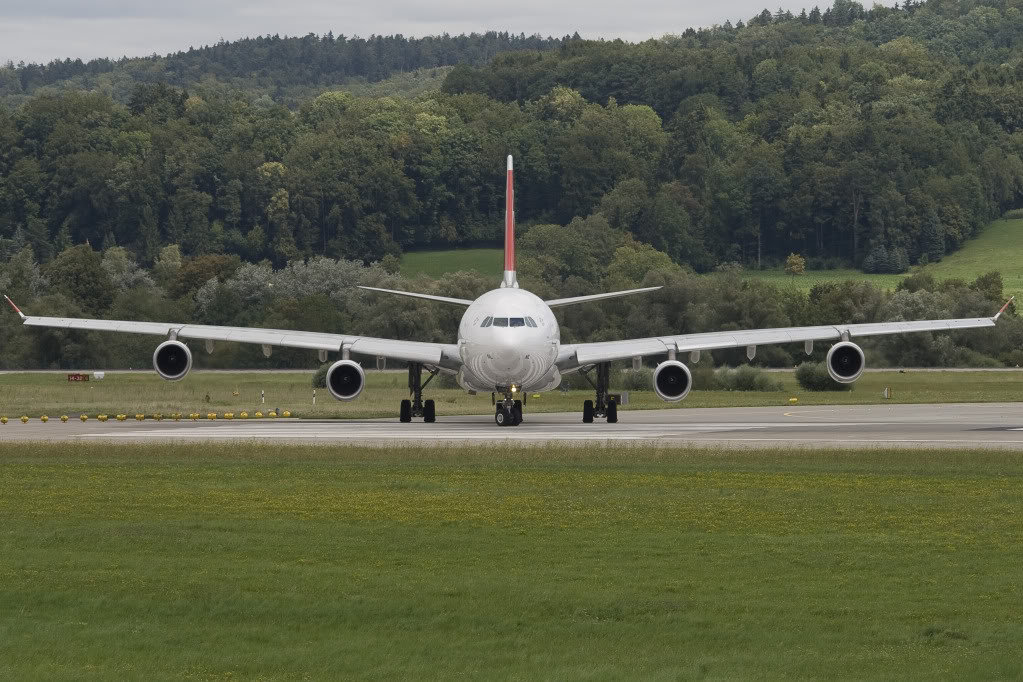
[399,362,437,423]
[580,362,618,424]
[494,393,523,426]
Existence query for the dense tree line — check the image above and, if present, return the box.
[1,240,1019,371]
[0,32,566,108]
[1,1,1022,277]
[444,0,1023,271]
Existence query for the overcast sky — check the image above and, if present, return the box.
[0,1,838,66]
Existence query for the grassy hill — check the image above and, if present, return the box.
[746,217,1023,298]
[401,217,1023,299]
[401,248,503,278]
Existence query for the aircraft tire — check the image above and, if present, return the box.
[607,399,618,424]
[424,399,436,423]
[495,407,513,426]
[582,400,594,424]
[513,400,523,424]
[400,399,412,423]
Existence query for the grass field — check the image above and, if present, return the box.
[400,248,502,278]
[400,218,1023,297]
[0,442,1021,679]
[748,217,1023,297]
[2,369,1022,420]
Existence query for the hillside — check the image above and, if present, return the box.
[0,32,564,108]
[0,0,1021,278]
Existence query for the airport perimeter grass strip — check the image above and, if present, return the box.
[2,369,1022,421]
[1,442,1021,680]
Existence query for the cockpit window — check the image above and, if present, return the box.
[525,317,537,328]
[509,317,525,328]
[491,317,508,327]
[481,316,493,327]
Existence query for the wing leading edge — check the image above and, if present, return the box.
[557,299,1013,371]
[5,296,459,369]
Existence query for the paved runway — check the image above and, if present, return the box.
[6,403,1023,448]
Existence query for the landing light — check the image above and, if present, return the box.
[511,385,519,393]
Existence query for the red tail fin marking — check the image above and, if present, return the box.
[504,155,514,273]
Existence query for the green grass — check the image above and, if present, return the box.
[742,217,1023,298]
[400,247,502,278]
[400,218,1023,299]
[1,442,1021,679]
[2,369,1022,420]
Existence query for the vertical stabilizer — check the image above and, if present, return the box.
[501,155,518,288]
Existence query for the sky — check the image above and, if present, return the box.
[0,0,827,66]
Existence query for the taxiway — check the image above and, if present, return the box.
[5,402,1023,448]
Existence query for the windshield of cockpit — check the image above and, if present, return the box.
[480,316,537,328]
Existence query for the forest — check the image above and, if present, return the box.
[2,0,1023,368]
[2,1,1022,276]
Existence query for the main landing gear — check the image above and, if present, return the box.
[493,392,523,427]
[399,362,436,423]
[580,362,618,424]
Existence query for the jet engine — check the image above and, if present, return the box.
[325,359,365,401]
[653,360,693,402]
[826,341,865,383]
[153,340,192,381]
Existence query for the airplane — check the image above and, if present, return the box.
[4,156,1016,426]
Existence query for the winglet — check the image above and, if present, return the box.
[994,296,1015,321]
[4,295,25,320]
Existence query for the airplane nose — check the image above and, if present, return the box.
[492,347,520,371]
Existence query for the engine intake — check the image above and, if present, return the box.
[326,359,365,401]
[826,341,865,384]
[153,340,192,381]
[653,360,692,402]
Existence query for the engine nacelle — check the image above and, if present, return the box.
[826,341,865,384]
[325,359,365,401]
[153,340,192,381]
[653,360,693,402]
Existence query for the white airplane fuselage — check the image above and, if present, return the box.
[455,287,562,394]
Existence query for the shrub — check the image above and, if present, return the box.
[312,362,329,388]
[1003,208,1023,220]
[619,367,653,391]
[713,365,784,392]
[794,362,853,391]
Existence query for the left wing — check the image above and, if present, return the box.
[557,299,1013,371]
[5,296,461,369]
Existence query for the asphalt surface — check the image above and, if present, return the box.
[5,402,1023,448]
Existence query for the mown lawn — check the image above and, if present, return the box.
[727,217,1023,298]
[0,443,1021,680]
[398,218,1023,299]
[1,369,1022,420]
[400,247,502,278]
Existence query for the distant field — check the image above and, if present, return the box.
[1,443,1021,679]
[737,217,1023,297]
[400,247,502,278]
[403,218,1023,297]
[1,369,1021,420]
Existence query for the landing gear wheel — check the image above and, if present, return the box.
[495,407,514,426]
[399,399,412,423]
[423,399,436,423]
[607,399,618,424]
[582,400,594,423]
[513,399,523,424]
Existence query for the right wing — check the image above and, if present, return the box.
[557,299,1013,371]
[5,296,461,369]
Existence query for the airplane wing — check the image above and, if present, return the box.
[5,296,460,369]
[556,298,1013,370]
